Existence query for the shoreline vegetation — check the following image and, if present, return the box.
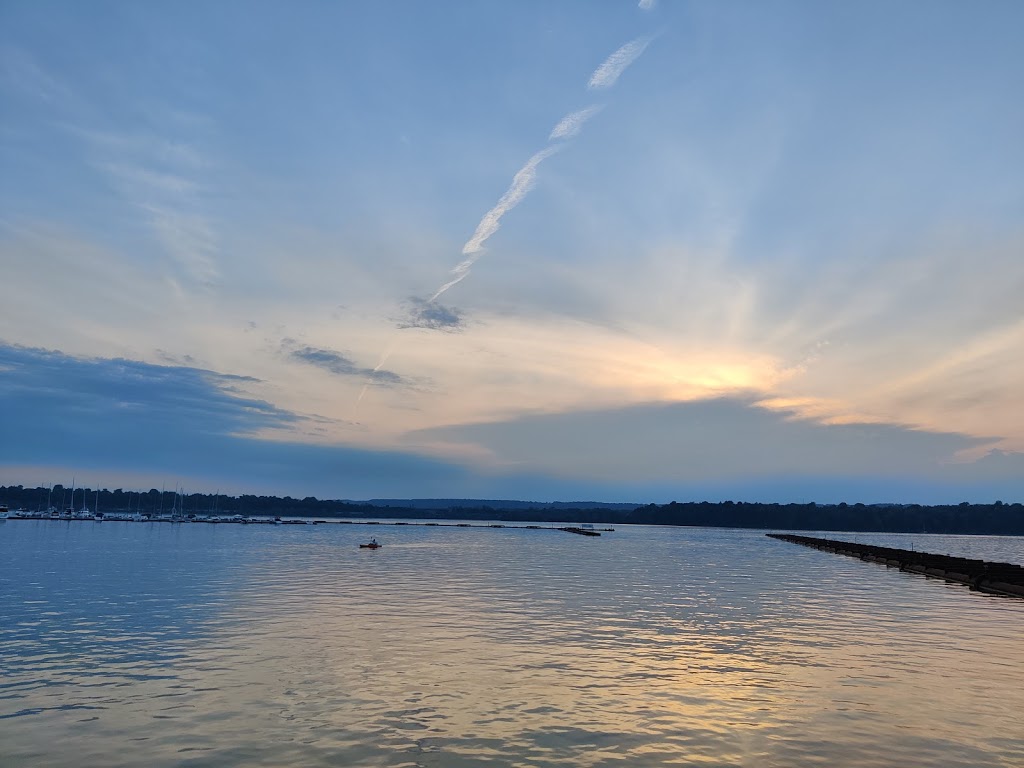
[2,485,1022,535]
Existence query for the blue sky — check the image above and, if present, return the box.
[2,1,1022,503]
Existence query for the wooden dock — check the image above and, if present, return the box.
[768,533,1024,598]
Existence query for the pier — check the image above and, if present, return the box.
[768,533,1024,598]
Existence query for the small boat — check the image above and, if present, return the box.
[359,538,382,549]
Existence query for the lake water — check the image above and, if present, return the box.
[2,521,1022,767]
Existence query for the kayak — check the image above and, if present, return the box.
[359,543,382,549]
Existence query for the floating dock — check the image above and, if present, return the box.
[338,520,610,536]
[768,533,1024,598]
[3,513,612,535]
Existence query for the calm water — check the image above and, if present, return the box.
[2,521,1022,767]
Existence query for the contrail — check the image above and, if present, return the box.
[588,35,654,90]
[430,144,561,302]
[423,33,657,304]
[549,105,604,141]
[356,140,558,406]
[355,340,398,406]
[358,14,658,411]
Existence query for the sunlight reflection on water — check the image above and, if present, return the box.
[2,521,1023,767]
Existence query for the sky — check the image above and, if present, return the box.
[2,0,1023,504]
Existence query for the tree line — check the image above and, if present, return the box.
[1,485,1021,534]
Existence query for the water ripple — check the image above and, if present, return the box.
[2,522,1023,766]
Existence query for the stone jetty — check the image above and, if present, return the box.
[768,533,1024,598]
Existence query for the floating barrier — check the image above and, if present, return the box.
[768,533,1024,598]
[4,513,612,534]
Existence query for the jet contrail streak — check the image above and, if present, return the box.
[357,20,658,411]
[356,340,398,406]
[549,105,604,141]
[588,35,653,90]
[430,144,561,302]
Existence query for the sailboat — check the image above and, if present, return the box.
[64,477,76,518]
[79,484,93,519]
[132,491,146,522]
[44,484,57,517]
[162,485,180,521]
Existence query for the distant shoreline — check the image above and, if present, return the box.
[2,485,1022,535]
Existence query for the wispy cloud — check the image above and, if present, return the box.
[90,141,221,287]
[99,163,200,195]
[549,105,604,141]
[0,46,72,104]
[285,341,406,386]
[588,35,654,90]
[431,145,561,301]
[1,48,221,288]
[638,0,656,11]
[69,128,207,169]
[398,298,466,332]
